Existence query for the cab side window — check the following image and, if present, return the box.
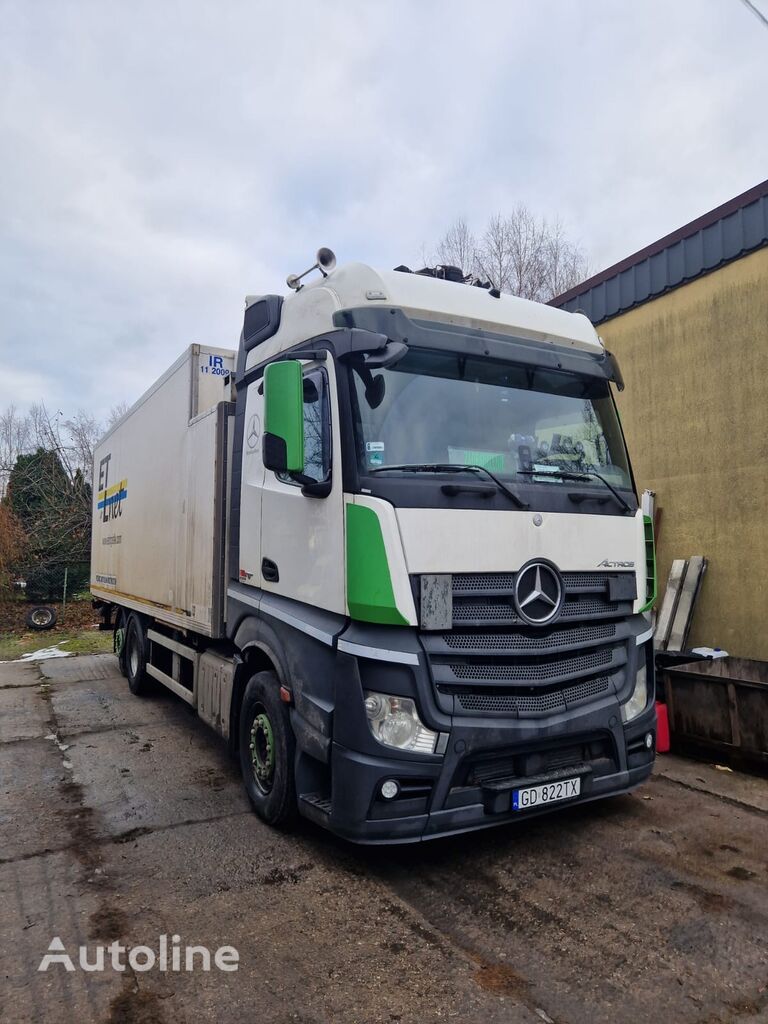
[278,368,331,485]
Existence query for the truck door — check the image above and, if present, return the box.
[259,359,345,615]
[236,380,266,587]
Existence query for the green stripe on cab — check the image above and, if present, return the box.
[640,514,657,612]
[345,504,409,626]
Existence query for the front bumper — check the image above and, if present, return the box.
[323,700,657,844]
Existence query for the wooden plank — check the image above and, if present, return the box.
[681,557,707,650]
[654,559,687,650]
[666,556,706,652]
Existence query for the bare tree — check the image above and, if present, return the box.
[541,217,590,300]
[506,205,550,299]
[432,206,588,302]
[107,401,130,430]
[0,405,32,498]
[435,218,478,275]
[476,213,514,293]
[63,410,102,481]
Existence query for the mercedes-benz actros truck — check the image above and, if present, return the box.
[91,249,657,843]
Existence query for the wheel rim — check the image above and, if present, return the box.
[249,707,275,794]
[128,635,139,677]
[31,609,51,626]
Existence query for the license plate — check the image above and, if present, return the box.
[512,776,581,811]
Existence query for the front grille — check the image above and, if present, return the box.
[450,675,612,716]
[453,573,516,593]
[419,569,635,717]
[448,647,612,682]
[562,572,617,590]
[453,595,623,625]
[453,571,624,595]
[441,621,616,652]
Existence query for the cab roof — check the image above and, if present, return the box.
[246,261,602,370]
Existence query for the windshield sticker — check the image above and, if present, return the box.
[366,441,385,467]
[532,463,563,483]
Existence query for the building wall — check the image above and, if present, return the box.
[599,245,768,660]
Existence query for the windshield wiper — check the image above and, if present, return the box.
[369,463,529,510]
[516,468,633,514]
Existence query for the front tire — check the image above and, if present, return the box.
[239,671,298,828]
[124,614,153,696]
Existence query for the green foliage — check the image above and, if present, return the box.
[3,447,92,598]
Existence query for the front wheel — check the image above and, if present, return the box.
[238,670,297,828]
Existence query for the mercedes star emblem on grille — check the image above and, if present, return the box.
[514,561,564,626]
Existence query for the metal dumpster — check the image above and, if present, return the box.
[662,657,768,769]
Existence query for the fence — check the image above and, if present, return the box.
[4,559,89,603]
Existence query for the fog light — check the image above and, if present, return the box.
[380,779,399,800]
[645,732,653,750]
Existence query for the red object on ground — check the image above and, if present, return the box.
[655,701,670,753]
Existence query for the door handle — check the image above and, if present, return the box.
[261,558,279,583]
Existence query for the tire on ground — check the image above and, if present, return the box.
[124,613,153,696]
[238,670,298,828]
[114,608,129,677]
[26,606,57,631]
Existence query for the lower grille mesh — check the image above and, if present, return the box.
[448,647,612,682]
[452,676,611,715]
[442,622,616,651]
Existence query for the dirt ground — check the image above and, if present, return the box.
[1,653,766,1024]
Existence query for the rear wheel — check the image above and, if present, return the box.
[239,670,297,828]
[124,614,153,696]
[115,609,128,677]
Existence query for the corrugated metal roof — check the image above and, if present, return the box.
[550,179,768,324]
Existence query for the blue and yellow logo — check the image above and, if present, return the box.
[97,454,127,522]
[97,478,128,512]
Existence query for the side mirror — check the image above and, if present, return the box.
[605,350,625,392]
[263,360,304,473]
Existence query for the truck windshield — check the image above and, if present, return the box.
[349,347,633,491]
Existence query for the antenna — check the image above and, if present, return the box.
[286,248,337,291]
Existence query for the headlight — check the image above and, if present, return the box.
[364,692,438,753]
[621,663,648,723]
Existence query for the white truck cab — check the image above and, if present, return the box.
[92,253,656,843]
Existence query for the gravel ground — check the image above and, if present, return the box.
[1,654,766,1024]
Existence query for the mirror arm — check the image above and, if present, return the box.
[290,471,332,499]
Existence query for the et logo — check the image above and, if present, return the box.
[97,454,128,523]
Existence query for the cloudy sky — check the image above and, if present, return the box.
[1,0,766,421]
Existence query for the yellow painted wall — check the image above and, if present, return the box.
[599,245,768,659]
